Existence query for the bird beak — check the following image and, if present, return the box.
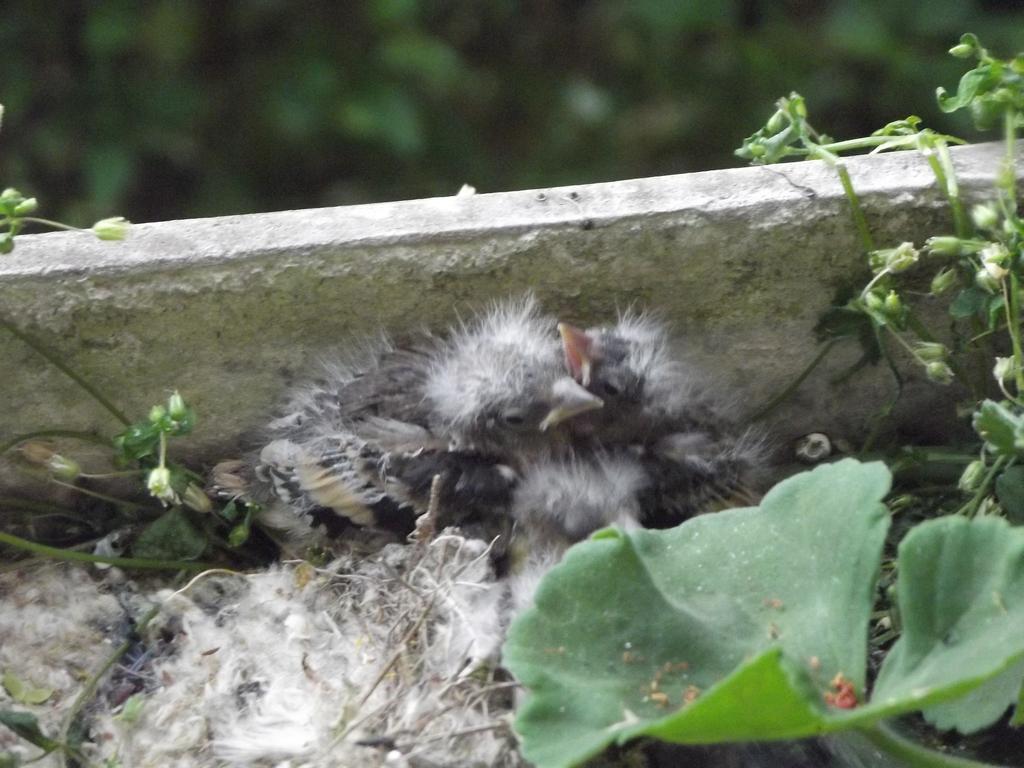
[558,323,594,387]
[539,377,603,431]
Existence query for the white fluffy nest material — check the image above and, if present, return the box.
[0,564,127,763]
[3,532,523,768]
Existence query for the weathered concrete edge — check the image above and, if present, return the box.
[0,142,1009,281]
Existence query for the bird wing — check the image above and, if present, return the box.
[640,427,768,524]
[256,436,416,534]
[355,416,446,453]
[333,338,437,425]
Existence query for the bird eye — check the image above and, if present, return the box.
[601,381,621,397]
[501,412,527,426]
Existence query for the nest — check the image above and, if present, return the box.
[3,529,523,767]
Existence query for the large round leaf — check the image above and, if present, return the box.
[504,459,892,767]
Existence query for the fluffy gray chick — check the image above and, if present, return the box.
[215,296,602,546]
[506,452,648,613]
[557,312,768,523]
[423,295,603,457]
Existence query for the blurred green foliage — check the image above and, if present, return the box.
[0,0,1022,224]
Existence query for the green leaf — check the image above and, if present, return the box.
[949,287,988,319]
[227,504,253,547]
[996,465,1024,524]
[113,420,162,464]
[1013,673,1024,726]
[220,499,239,522]
[922,657,1024,733]
[972,399,1021,456]
[504,459,891,767]
[987,294,1006,331]
[1,672,52,705]
[936,64,999,113]
[132,508,206,561]
[0,710,59,753]
[871,515,1024,731]
[115,693,145,724]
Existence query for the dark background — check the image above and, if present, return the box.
[1,0,1023,226]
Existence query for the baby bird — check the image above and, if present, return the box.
[217,296,602,547]
[512,452,647,541]
[506,451,649,613]
[557,312,768,523]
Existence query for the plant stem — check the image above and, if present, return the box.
[1002,108,1019,223]
[859,722,1006,768]
[59,604,160,766]
[1002,274,1024,395]
[79,469,147,479]
[0,318,130,426]
[861,327,904,454]
[932,139,970,238]
[862,268,892,299]
[805,142,875,253]
[905,310,938,345]
[49,478,158,512]
[748,339,838,421]
[0,429,108,456]
[18,217,84,232]
[818,136,900,154]
[0,530,220,571]
[957,455,1009,517]
[885,326,928,366]
[835,163,876,253]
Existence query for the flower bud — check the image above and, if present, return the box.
[182,482,213,514]
[0,232,13,254]
[889,242,919,272]
[971,203,999,230]
[12,197,37,216]
[46,454,81,481]
[949,43,975,58]
[958,460,986,492]
[982,242,1011,266]
[924,236,963,256]
[864,291,885,311]
[168,391,187,420]
[930,267,958,295]
[884,290,903,315]
[18,440,56,465]
[869,242,919,274]
[765,109,786,135]
[994,356,1016,383]
[914,342,948,363]
[91,216,131,241]
[147,467,179,505]
[887,494,916,513]
[925,360,955,385]
[0,187,23,204]
[790,94,807,119]
[977,497,1001,517]
[149,404,167,424]
[984,260,1010,280]
[976,268,1000,293]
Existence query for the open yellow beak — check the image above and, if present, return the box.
[558,322,594,387]
[539,377,603,431]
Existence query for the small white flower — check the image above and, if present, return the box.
[147,467,179,505]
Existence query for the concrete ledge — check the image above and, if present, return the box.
[0,143,1016,482]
